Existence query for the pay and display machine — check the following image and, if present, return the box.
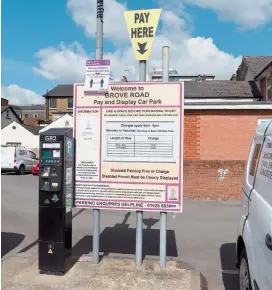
[39,128,74,274]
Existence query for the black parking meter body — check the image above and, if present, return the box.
[38,128,74,274]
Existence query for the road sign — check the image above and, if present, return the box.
[73,82,184,213]
[84,60,110,92]
[124,9,161,61]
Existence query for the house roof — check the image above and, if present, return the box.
[1,106,23,123]
[43,85,73,97]
[244,56,272,78]
[21,124,40,135]
[1,105,9,113]
[44,80,262,99]
[184,80,261,98]
[12,104,45,111]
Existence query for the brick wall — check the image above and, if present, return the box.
[1,98,9,106]
[184,109,272,160]
[183,109,272,199]
[47,97,73,121]
[184,160,246,199]
[184,112,200,159]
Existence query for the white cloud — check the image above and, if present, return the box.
[2,85,44,105]
[33,1,242,82]
[33,42,88,82]
[182,0,272,30]
[67,0,129,44]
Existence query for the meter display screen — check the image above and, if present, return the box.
[42,149,53,157]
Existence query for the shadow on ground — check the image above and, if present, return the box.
[1,232,25,258]
[73,212,178,259]
[220,243,238,290]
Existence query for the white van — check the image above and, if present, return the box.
[1,146,38,175]
[237,120,272,290]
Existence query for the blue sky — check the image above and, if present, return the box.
[1,0,272,104]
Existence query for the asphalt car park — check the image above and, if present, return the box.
[1,173,240,290]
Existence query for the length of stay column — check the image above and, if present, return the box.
[124,8,162,267]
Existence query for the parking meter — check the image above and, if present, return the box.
[38,128,74,274]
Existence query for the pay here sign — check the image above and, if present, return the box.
[73,82,184,212]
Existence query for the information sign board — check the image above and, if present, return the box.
[73,82,184,212]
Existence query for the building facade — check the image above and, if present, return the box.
[11,104,45,126]
[148,67,215,82]
[236,56,272,101]
[43,85,73,121]
[1,106,23,129]
[1,121,40,154]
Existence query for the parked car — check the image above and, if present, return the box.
[237,120,272,290]
[32,161,40,175]
[1,146,38,175]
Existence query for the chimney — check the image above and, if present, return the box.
[231,74,237,81]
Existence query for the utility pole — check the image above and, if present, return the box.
[93,0,104,264]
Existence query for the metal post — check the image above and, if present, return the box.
[93,0,104,265]
[160,212,167,267]
[162,46,169,82]
[96,0,104,59]
[160,46,169,268]
[135,59,146,266]
[139,61,146,82]
[136,211,143,266]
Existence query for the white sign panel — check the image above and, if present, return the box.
[73,82,184,213]
[84,60,110,92]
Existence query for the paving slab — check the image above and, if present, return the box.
[2,254,201,290]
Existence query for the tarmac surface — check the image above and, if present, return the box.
[1,173,241,290]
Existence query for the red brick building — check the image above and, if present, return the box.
[184,56,272,199]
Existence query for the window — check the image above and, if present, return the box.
[68,97,73,109]
[6,109,10,119]
[249,143,262,177]
[49,98,57,109]
[267,76,271,101]
[29,151,37,159]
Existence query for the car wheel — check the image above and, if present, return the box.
[238,248,252,290]
[17,165,25,175]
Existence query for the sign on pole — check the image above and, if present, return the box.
[73,82,184,212]
[124,9,161,61]
[84,60,110,92]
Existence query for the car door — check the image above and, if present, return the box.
[249,131,272,290]
[28,151,38,168]
[241,132,264,283]
[18,149,30,170]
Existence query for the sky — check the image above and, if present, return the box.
[1,0,272,105]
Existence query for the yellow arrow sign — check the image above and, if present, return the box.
[124,9,161,61]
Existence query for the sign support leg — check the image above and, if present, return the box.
[93,209,100,264]
[136,211,143,266]
[160,212,167,267]
[93,0,104,264]
[135,59,146,267]
[159,46,170,268]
